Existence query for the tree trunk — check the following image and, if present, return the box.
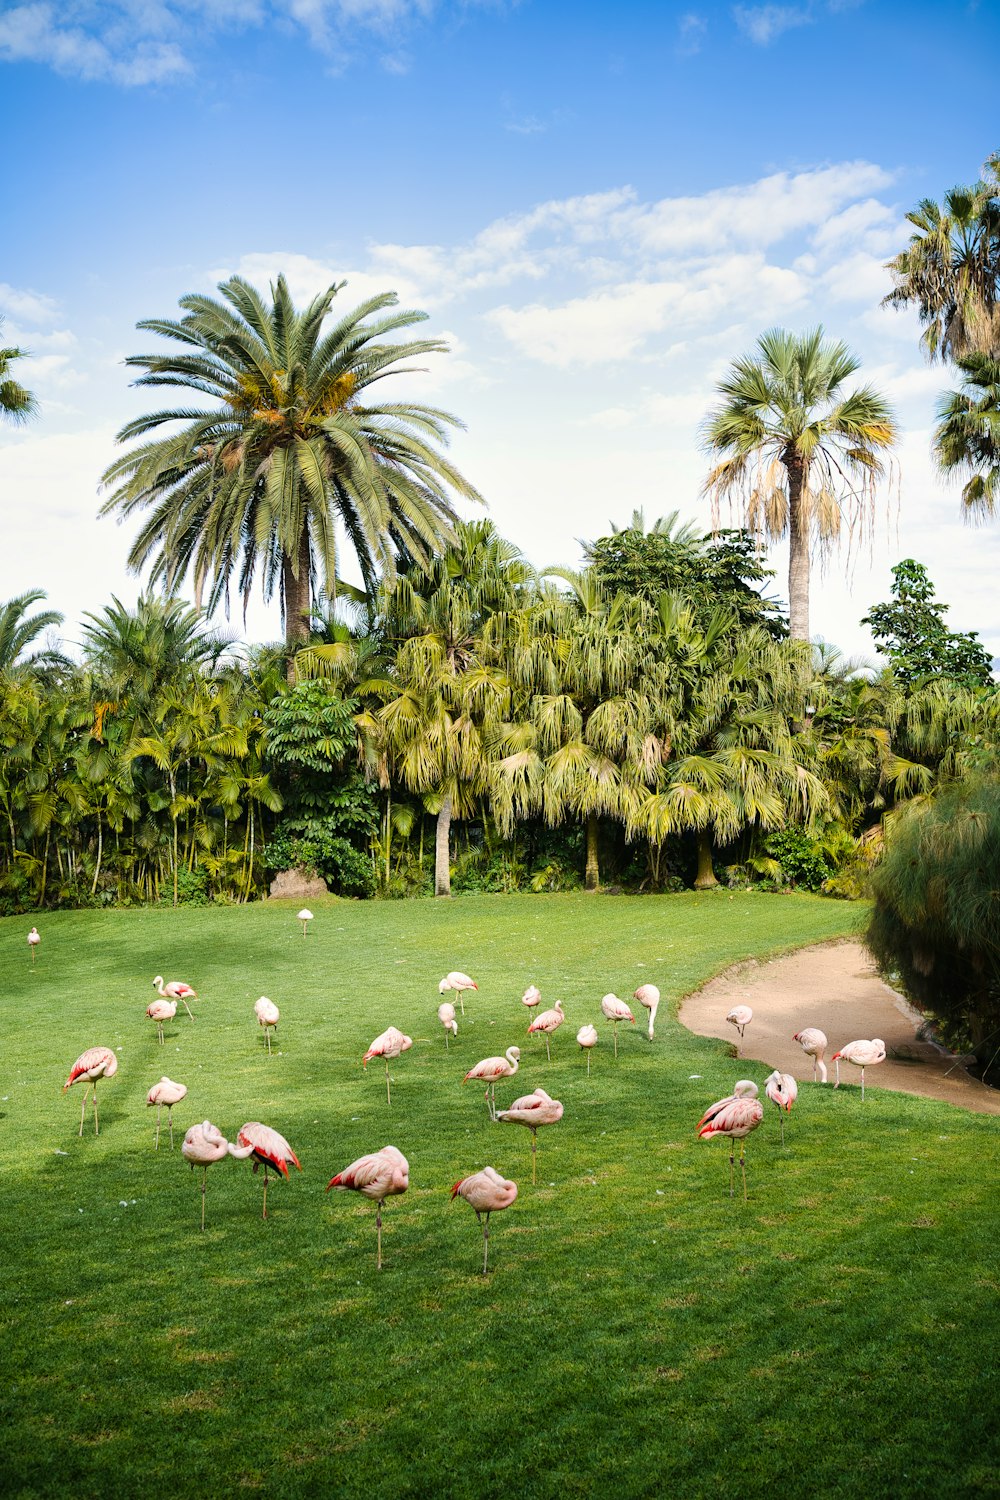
[435,794,452,897]
[283,529,312,681]
[585,813,600,892]
[786,453,810,643]
[693,828,718,889]
[91,813,103,897]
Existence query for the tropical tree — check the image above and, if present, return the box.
[703,327,897,642]
[0,316,38,424]
[100,274,482,656]
[933,354,1000,518]
[0,590,63,674]
[862,559,993,689]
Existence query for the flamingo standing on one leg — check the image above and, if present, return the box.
[527,1000,565,1063]
[236,1122,302,1219]
[577,1024,598,1075]
[463,1046,520,1120]
[147,1076,188,1149]
[438,1001,458,1049]
[521,985,541,1014]
[27,926,40,964]
[634,984,660,1041]
[147,997,177,1045]
[697,1080,764,1200]
[832,1039,886,1100]
[726,1005,753,1057]
[181,1121,253,1230]
[793,1027,829,1083]
[327,1145,409,1270]
[600,994,635,1058]
[363,1027,414,1106]
[63,1047,118,1137]
[451,1166,518,1275]
[152,976,196,1021]
[764,1070,797,1146]
[496,1087,563,1185]
[254,996,280,1055]
[439,971,478,1016]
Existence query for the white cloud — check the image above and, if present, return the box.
[733,4,812,45]
[0,4,190,84]
[676,12,707,55]
[0,282,61,325]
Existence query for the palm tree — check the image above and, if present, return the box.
[100,274,482,655]
[934,354,1000,517]
[882,160,1000,363]
[0,590,63,674]
[0,317,38,424]
[703,327,897,642]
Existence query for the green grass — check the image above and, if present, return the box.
[2,892,997,1499]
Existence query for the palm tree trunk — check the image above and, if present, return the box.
[786,453,810,642]
[435,793,452,897]
[585,813,600,892]
[91,813,103,896]
[694,828,718,889]
[283,530,312,678]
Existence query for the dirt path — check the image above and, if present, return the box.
[679,940,1000,1116]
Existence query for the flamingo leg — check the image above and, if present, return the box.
[740,1144,748,1202]
[201,1166,207,1231]
[385,1059,391,1108]
[531,1131,537,1186]
[168,1106,175,1150]
[79,1085,88,1137]
[445,1030,450,1051]
[834,1058,840,1088]
[728,1149,734,1198]
[262,1165,269,1220]
[266,1028,272,1056]
[459,995,465,1016]
[181,999,194,1021]
[376,1201,383,1271]
[860,1067,865,1102]
[587,1050,591,1077]
[155,1102,162,1150]
[779,1112,785,1147]
[482,1211,490,1275]
[613,1021,618,1059]
[92,1083,99,1136]
[545,1034,551,1064]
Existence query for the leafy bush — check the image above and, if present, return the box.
[266,820,375,898]
[763,828,833,891]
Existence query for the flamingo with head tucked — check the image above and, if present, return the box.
[147,997,177,1045]
[576,1024,598,1074]
[254,996,280,1055]
[64,1047,118,1136]
[521,985,541,1013]
[451,1166,518,1274]
[697,1080,764,1200]
[27,926,40,964]
[600,994,635,1057]
[438,1001,458,1049]
[463,1046,520,1120]
[793,1027,828,1082]
[147,1076,188,1149]
[439,971,477,1016]
[363,1026,414,1106]
[764,1070,797,1145]
[527,1000,564,1063]
[182,1120,253,1229]
[496,1087,563,1184]
[236,1122,302,1219]
[327,1145,409,1270]
[152,976,196,1021]
[726,1005,753,1056]
[634,984,660,1041]
[832,1039,886,1100]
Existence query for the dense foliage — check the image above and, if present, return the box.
[862,558,993,689]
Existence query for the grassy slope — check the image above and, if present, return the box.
[2,892,997,1499]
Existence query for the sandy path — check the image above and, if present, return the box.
[679,940,1000,1116]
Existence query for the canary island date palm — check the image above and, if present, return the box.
[0,316,38,425]
[934,354,1000,518]
[100,275,482,655]
[703,327,897,642]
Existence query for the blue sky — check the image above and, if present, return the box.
[2,0,999,658]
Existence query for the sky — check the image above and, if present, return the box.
[2,0,999,664]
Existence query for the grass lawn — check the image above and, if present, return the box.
[2,891,997,1499]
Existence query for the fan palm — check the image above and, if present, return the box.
[0,317,37,424]
[934,354,1000,518]
[100,274,482,654]
[703,327,897,642]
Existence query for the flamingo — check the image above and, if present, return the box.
[147,1076,188,1150]
[463,1046,520,1120]
[634,983,660,1041]
[152,976,196,1021]
[527,999,565,1063]
[147,997,177,1045]
[236,1122,302,1219]
[439,971,478,1016]
[697,1080,764,1200]
[438,1001,458,1049]
[297,908,314,937]
[63,1047,118,1137]
[363,1027,414,1106]
[27,926,40,964]
[726,1004,753,1056]
[451,1166,518,1275]
[521,984,541,1012]
[254,996,280,1055]
[327,1145,409,1270]
[181,1121,253,1230]
[577,1023,598,1075]
[600,994,635,1057]
[832,1039,886,1100]
[764,1070,798,1146]
[793,1027,829,1083]
[496,1087,563,1185]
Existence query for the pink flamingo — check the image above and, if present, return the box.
[153,976,196,1021]
[576,1024,598,1074]
[254,996,280,1055]
[451,1166,518,1274]
[181,1121,253,1230]
[634,983,660,1041]
[527,999,565,1063]
[521,984,541,1012]
[146,997,177,1045]
[697,1080,764,1200]
[439,971,478,1016]
[764,1070,798,1145]
[147,1076,188,1149]
[363,1026,414,1106]
[496,1087,563,1184]
[463,1045,520,1120]
[438,1001,458,1049]
[600,994,635,1057]
[236,1122,302,1219]
[793,1027,828,1082]
[64,1047,118,1136]
[726,1004,753,1056]
[832,1039,886,1099]
[27,926,40,964]
[327,1145,409,1270]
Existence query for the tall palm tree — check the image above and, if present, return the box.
[0,316,38,424]
[0,590,63,674]
[100,274,483,654]
[703,327,897,642]
[934,354,1000,517]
